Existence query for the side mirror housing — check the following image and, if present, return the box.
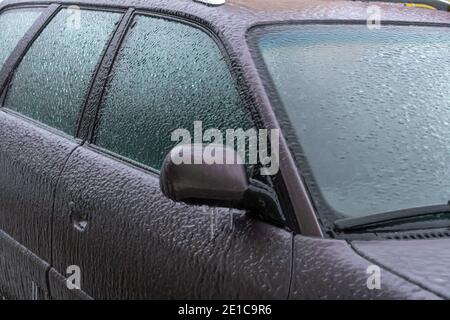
[160,144,248,208]
[160,144,284,223]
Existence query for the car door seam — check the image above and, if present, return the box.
[286,232,294,300]
[45,143,82,299]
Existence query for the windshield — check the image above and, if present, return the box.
[254,24,450,220]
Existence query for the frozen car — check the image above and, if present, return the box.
[0,0,449,300]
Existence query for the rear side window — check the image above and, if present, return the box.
[94,15,252,170]
[3,8,122,135]
[0,9,41,67]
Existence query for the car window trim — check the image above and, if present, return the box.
[1,107,80,142]
[81,10,253,178]
[85,10,259,163]
[76,7,135,141]
[87,9,261,146]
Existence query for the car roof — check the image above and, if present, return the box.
[2,0,449,29]
[2,0,448,87]
[1,0,448,97]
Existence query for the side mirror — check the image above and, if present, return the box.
[160,144,284,223]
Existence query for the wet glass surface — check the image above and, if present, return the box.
[258,25,450,218]
[4,9,121,135]
[0,9,41,67]
[95,15,252,170]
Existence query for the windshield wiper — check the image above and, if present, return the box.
[334,203,450,232]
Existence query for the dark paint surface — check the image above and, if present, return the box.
[0,0,449,300]
[353,239,450,299]
[0,111,79,299]
[0,230,49,300]
[291,236,443,299]
[51,146,292,299]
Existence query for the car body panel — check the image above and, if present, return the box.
[0,111,79,299]
[51,146,292,299]
[0,229,49,299]
[0,0,449,300]
[353,239,450,299]
[290,236,442,299]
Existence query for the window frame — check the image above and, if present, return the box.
[85,9,262,175]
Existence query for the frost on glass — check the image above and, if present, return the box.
[259,25,450,218]
[0,9,41,67]
[4,9,121,135]
[95,15,252,170]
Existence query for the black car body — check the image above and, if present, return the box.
[0,0,449,300]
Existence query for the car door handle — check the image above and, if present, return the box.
[68,201,89,232]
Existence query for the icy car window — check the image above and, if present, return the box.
[257,25,450,218]
[0,9,41,67]
[95,15,252,170]
[4,9,121,135]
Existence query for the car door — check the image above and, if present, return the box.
[50,11,293,299]
[0,4,122,299]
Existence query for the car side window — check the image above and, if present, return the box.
[0,8,42,68]
[3,8,122,135]
[94,15,253,170]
